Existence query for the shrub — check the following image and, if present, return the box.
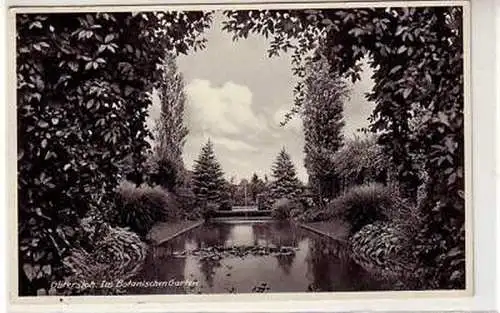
[145,154,186,191]
[328,183,395,234]
[385,192,424,240]
[312,209,333,222]
[350,222,417,287]
[289,207,303,218]
[175,186,198,219]
[299,195,337,222]
[296,207,332,223]
[332,136,393,190]
[202,208,217,220]
[271,198,304,220]
[61,217,147,295]
[184,207,204,221]
[113,181,179,237]
[203,202,219,220]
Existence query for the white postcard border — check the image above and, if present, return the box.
[4,0,496,311]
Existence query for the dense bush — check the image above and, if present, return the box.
[343,185,424,288]
[175,185,200,220]
[201,203,219,220]
[350,222,418,288]
[145,154,181,191]
[60,217,147,295]
[298,208,334,223]
[328,183,395,234]
[332,136,393,190]
[383,190,424,240]
[113,181,179,237]
[294,195,331,222]
[271,198,304,220]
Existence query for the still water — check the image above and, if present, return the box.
[131,220,393,294]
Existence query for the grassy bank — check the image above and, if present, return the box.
[147,220,204,245]
[298,220,349,242]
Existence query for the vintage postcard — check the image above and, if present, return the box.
[8,0,472,305]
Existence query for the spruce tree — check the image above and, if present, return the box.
[191,139,227,206]
[270,148,302,200]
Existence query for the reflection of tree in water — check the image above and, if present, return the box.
[251,223,273,246]
[193,223,231,288]
[251,221,299,247]
[304,237,352,292]
[275,254,294,275]
[270,221,300,247]
[133,238,187,294]
[305,238,332,291]
[253,222,299,276]
[199,259,222,288]
[196,222,232,248]
[304,236,393,292]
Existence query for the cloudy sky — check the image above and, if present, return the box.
[148,12,375,183]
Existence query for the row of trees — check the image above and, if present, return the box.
[189,140,303,211]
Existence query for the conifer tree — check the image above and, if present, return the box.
[270,148,302,200]
[191,139,227,206]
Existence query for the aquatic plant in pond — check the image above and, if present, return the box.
[130,221,398,294]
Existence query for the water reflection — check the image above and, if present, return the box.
[139,236,188,294]
[251,222,297,275]
[130,221,393,294]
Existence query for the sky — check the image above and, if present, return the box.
[147,12,376,183]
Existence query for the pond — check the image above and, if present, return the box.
[130,220,395,294]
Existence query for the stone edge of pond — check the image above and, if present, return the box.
[296,222,348,243]
[149,220,205,246]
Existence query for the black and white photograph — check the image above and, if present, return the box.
[12,1,470,298]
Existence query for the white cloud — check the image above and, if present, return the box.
[145,91,161,140]
[214,137,258,152]
[184,79,265,136]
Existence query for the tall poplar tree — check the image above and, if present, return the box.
[152,54,189,190]
[191,139,226,206]
[302,53,349,199]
